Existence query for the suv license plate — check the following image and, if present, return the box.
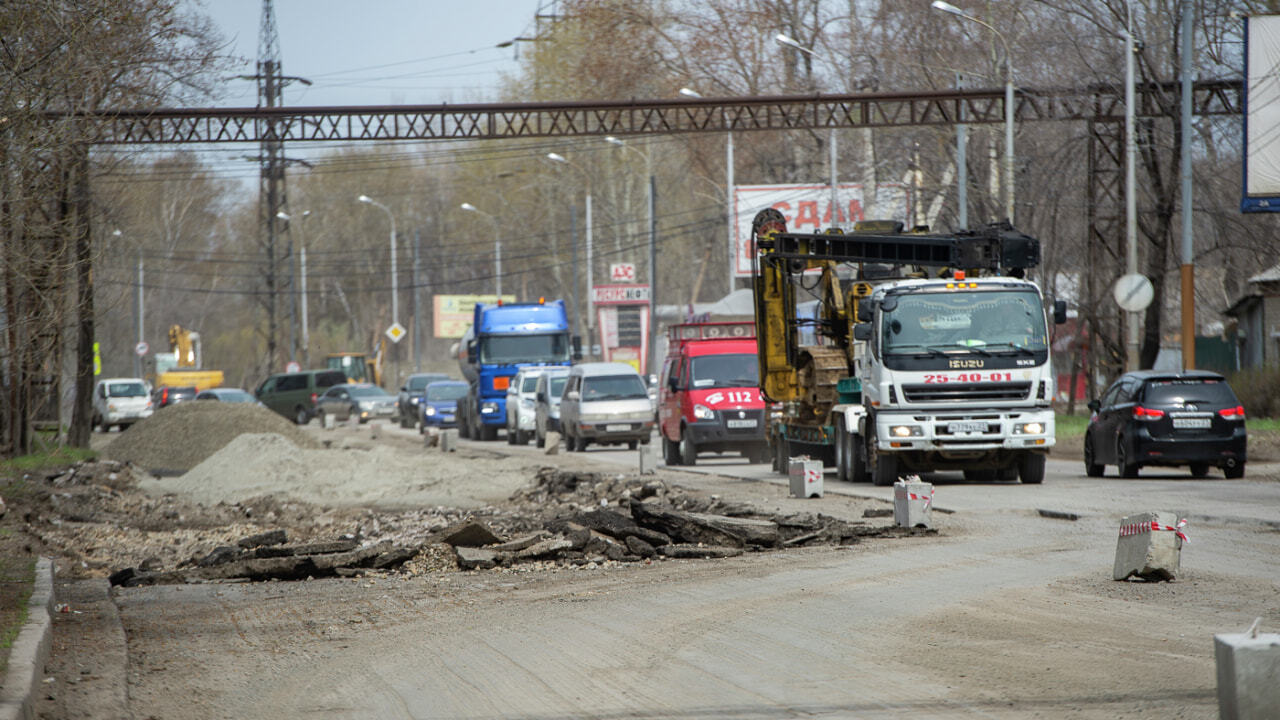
[605,423,631,432]
[1173,418,1211,429]
[947,421,986,433]
[727,419,758,429]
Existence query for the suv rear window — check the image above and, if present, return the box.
[316,371,346,389]
[1143,379,1238,405]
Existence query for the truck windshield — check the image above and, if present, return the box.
[881,289,1048,354]
[480,333,570,365]
[690,353,759,388]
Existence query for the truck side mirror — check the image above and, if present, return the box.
[1053,299,1068,325]
[571,335,583,361]
[856,304,872,322]
[466,341,477,364]
[853,323,872,341]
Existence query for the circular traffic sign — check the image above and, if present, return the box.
[285,361,301,373]
[134,341,149,356]
[1113,274,1154,313]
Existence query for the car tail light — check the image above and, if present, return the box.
[1132,406,1165,420]
[161,388,170,404]
[1219,405,1245,419]
[310,393,318,405]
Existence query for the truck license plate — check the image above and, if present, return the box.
[947,421,986,434]
[1173,418,1211,429]
[605,424,631,432]
[727,419,758,429]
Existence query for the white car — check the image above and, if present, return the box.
[506,366,558,445]
[92,377,154,432]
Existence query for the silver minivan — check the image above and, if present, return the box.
[559,362,655,452]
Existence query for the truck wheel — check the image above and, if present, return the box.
[850,436,869,484]
[834,420,849,482]
[628,440,638,451]
[663,435,680,465]
[772,436,789,475]
[294,406,310,426]
[679,429,697,466]
[1019,453,1046,484]
[458,414,470,439]
[871,449,898,487]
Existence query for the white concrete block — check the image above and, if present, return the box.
[639,443,658,475]
[893,479,933,528]
[439,429,458,452]
[544,431,561,455]
[322,413,335,430]
[788,457,823,498]
[1113,511,1186,581]
[370,422,381,440]
[1215,629,1280,719]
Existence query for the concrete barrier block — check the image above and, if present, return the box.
[1215,627,1280,720]
[788,457,823,498]
[439,429,458,452]
[639,443,658,475]
[322,413,335,430]
[544,431,561,455]
[1113,511,1186,581]
[893,479,933,528]
[370,422,381,440]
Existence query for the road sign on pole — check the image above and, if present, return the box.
[385,322,407,344]
[135,341,149,356]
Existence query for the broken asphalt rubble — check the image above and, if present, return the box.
[102,466,933,586]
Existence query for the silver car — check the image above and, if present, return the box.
[315,383,397,424]
[559,362,655,452]
[533,367,571,448]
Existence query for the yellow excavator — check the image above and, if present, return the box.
[154,325,224,390]
[325,337,385,387]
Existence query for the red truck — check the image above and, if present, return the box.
[657,321,769,465]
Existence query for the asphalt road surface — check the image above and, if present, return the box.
[53,427,1280,719]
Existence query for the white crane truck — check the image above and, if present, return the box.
[751,210,1067,485]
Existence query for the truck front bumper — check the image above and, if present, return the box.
[873,408,1055,455]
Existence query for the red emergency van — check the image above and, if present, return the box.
[658,321,769,466]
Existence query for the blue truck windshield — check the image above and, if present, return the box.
[882,289,1048,354]
[480,333,571,365]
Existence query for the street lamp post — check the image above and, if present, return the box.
[460,202,503,297]
[680,87,736,295]
[276,210,311,367]
[605,135,658,376]
[932,0,1016,225]
[357,195,398,328]
[546,153,592,343]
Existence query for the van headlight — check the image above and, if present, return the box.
[693,404,715,420]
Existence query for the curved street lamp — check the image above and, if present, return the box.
[931,0,1016,225]
[460,202,503,297]
[357,194,398,328]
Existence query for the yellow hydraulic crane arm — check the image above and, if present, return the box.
[751,209,802,404]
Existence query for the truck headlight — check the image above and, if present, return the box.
[890,424,923,438]
[425,407,437,416]
[1013,422,1044,435]
[481,402,499,414]
[693,404,715,420]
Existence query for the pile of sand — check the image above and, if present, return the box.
[103,401,321,473]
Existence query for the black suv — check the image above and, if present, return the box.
[152,385,198,408]
[1085,370,1246,479]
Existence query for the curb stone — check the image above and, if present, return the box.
[0,557,54,720]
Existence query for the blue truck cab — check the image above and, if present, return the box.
[456,299,574,441]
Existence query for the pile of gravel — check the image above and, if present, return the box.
[103,401,321,473]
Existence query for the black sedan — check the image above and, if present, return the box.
[1084,370,1246,479]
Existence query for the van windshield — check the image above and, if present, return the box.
[690,354,759,389]
[583,375,648,400]
[108,382,147,397]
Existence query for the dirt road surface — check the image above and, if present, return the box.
[37,417,1280,719]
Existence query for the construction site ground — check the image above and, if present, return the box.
[4,402,1279,719]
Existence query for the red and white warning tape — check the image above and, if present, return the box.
[1118,518,1189,543]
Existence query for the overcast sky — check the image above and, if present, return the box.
[194,0,551,108]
